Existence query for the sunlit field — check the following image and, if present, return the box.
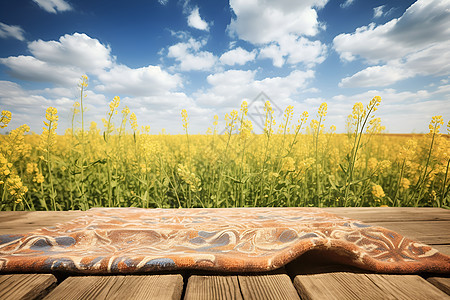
[1,76,449,211]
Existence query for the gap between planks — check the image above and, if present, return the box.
[184,274,300,300]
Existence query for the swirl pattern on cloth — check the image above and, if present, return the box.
[0,207,449,274]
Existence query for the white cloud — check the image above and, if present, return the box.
[259,45,285,68]
[339,65,412,88]
[228,1,327,69]
[32,0,72,14]
[96,64,182,97]
[340,0,355,8]
[259,35,327,67]
[334,0,450,64]
[158,0,168,5]
[219,47,256,66]
[0,33,114,86]
[0,22,25,41]
[187,7,209,31]
[334,0,450,87]
[228,0,327,45]
[373,5,384,18]
[194,69,315,108]
[339,40,450,87]
[28,33,113,73]
[0,55,81,86]
[167,38,217,71]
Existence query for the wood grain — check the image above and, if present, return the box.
[43,275,183,300]
[294,272,450,300]
[427,277,450,295]
[0,274,57,300]
[238,274,300,300]
[184,275,242,300]
[366,221,450,245]
[323,207,450,222]
[0,211,84,235]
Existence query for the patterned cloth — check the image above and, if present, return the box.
[0,207,449,274]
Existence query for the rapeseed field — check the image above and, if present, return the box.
[1,76,449,210]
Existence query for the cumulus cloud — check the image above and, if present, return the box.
[96,64,182,97]
[187,7,209,31]
[219,47,256,66]
[167,38,217,71]
[194,69,315,108]
[334,0,450,63]
[228,0,328,68]
[0,22,25,41]
[0,33,109,86]
[0,33,114,86]
[32,0,72,14]
[28,33,113,73]
[0,56,81,86]
[334,0,450,87]
[228,0,327,45]
[259,35,327,67]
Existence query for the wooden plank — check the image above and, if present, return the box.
[323,207,450,222]
[184,275,242,300]
[238,274,300,300]
[428,277,450,295]
[294,272,450,300]
[0,211,84,235]
[366,221,450,246]
[43,275,183,300]
[0,274,57,300]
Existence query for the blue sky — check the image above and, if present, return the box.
[0,0,449,134]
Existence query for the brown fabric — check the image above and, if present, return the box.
[0,207,449,274]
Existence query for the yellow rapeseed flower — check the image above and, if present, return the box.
[279,105,293,133]
[181,109,189,130]
[281,157,295,172]
[400,178,410,190]
[72,102,80,115]
[240,101,248,116]
[295,111,308,133]
[177,164,201,192]
[79,75,88,88]
[372,184,385,198]
[33,173,45,184]
[6,175,28,203]
[1,110,12,128]
[318,102,327,117]
[429,115,444,134]
[263,101,275,136]
[0,153,12,177]
[213,114,218,134]
[130,113,138,131]
[239,119,253,140]
[225,110,238,135]
[367,96,382,112]
[109,96,120,115]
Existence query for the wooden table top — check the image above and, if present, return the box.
[0,207,449,299]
